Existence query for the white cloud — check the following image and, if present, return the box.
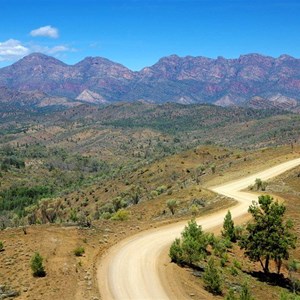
[47,45,70,54]
[0,37,75,64]
[31,44,75,55]
[0,39,30,61]
[30,25,59,39]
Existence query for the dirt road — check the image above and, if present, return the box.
[97,157,300,300]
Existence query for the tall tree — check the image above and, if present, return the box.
[240,195,296,274]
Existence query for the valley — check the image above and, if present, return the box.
[0,101,299,299]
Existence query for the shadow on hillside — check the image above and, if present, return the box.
[245,270,291,289]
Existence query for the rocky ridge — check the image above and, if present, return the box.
[0,53,300,111]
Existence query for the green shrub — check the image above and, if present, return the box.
[112,197,128,211]
[150,190,159,198]
[111,209,129,221]
[233,259,242,270]
[220,253,228,267]
[190,204,199,216]
[212,237,227,257]
[280,291,300,300]
[230,266,239,276]
[166,199,178,215]
[0,241,4,252]
[169,238,183,264]
[31,252,46,277]
[255,178,267,191]
[239,282,254,300]
[169,219,209,265]
[69,209,78,222]
[225,288,237,300]
[156,185,167,195]
[74,246,85,257]
[100,212,112,220]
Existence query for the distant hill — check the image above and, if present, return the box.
[0,53,300,111]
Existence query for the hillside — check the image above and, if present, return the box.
[0,100,299,299]
[1,102,299,166]
[0,143,299,300]
[0,101,299,224]
[0,53,300,110]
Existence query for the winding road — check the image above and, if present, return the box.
[97,157,300,300]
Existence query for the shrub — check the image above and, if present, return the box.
[189,204,199,216]
[100,212,112,220]
[239,282,253,300]
[203,258,222,295]
[169,219,209,265]
[69,209,78,222]
[112,197,128,211]
[111,209,129,221]
[156,185,167,195]
[255,178,262,190]
[169,238,183,264]
[211,164,216,174]
[220,255,228,267]
[230,266,239,276]
[74,246,85,257]
[166,199,178,215]
[280,291,300,300]
[254,178,267,191]
[225,288,237,300]
[212,237,227,257]
[150,190,159,198]
[31,252,46,277]
[0,241,4,251]
[233,259,242,270]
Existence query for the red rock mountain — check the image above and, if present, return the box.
[0,53,300,111]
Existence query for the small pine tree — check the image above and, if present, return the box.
[31,252,46,277]
[222,210,236,242]
[169,238,183,264]
[169,219,209,266]
[203,258,222,295]
[181,219,209,264]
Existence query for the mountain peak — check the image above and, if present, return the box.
[278,54,296,61]
[13,52,67,67]
[76,56,113,66]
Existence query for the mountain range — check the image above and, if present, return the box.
[0,52,300,112]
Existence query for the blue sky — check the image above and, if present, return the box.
[0,0,299,70]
